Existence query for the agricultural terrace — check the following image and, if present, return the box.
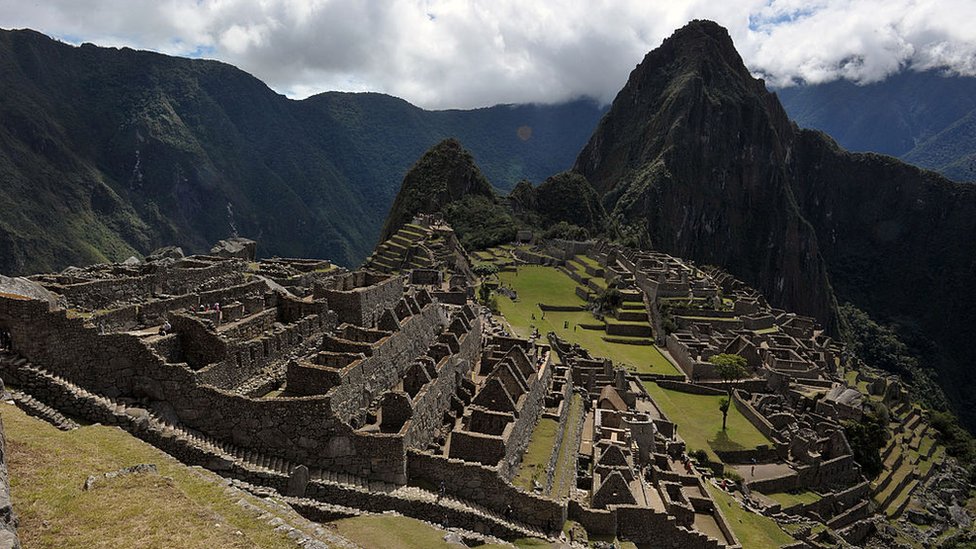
[494,265,680,376]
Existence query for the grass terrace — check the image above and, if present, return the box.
[706,484,795,549]
[495,265,680,376]
[766,490,822,509]
[331,515,541,548]
[642,381,772,462]
[512,418,560,491]
[550,394,584,498]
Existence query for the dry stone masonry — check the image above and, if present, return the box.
[0,223,968,547]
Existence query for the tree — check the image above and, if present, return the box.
[718,397,732,431]
[478,283,492,304]
[709,353,748,431]
[472,262,499,279]
[594,286,622,314]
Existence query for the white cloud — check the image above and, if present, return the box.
[0,0,974,108]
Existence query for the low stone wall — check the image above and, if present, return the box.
[657,380,726,396]
[407,450,565,530]
[605,323,651,337]
[731,390,777,440]
[568,500,616,538]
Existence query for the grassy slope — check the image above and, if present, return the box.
[2,404,298,549]
[642,381,772,462]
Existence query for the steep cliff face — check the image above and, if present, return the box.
[792,130,976,415]
[575,19,976,425]
[575,20,839,331]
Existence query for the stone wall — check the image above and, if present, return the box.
[316,272,403,328]
[499,357,555,480]
[731,390,777,440]
[407,450,566,530]
[326,302,448,421]
[403,312,482,449]
[0,296,409,482]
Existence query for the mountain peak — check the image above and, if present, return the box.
[378,138,495,241]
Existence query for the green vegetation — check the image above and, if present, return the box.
[2,404,298,549]
[643,381,772,462]
[512,418,560,491]
[705,483,795,549]
[709,353,748,430]
[840,303,947,411]
[0,29,605,274]
[844,410,888,478]
[551,394,584,498]
[495,265,679,375]
[766,490,822,508]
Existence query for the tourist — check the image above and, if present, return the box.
[159,320,172,336]
[438,480,446,502]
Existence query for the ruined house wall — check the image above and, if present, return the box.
[49,261,245,311]
[318,275,403,328]
[403,314,482,449]
[327,303,447,421]
[498,358,556,480]
[0,297,407,482]
[198,314,330,390]
[732,389,777,439]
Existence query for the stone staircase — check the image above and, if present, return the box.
[0,351,554,542]
[11,390,79,431]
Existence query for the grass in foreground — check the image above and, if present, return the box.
[2,404,297,549]
[642,381,772,462]
[706,484,795,549]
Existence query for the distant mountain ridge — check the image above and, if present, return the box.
[0,28,604,274]
[777,71,976,182]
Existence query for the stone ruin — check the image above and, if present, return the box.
[0,228,967,548]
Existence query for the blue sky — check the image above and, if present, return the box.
[2,0,974,109]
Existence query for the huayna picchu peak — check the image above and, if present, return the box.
[2,12,976,549]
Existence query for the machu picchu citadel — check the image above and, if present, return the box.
[2,12,976,549]
[0,207,969,548]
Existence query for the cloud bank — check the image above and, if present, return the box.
[1,0,974,109]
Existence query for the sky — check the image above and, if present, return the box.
[1,0,974,110]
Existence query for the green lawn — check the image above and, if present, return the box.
[495,266,679,375]
[642,382,772,462]
[512,418,560,491]
[766,490,821,508]
[706,484,795,549]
